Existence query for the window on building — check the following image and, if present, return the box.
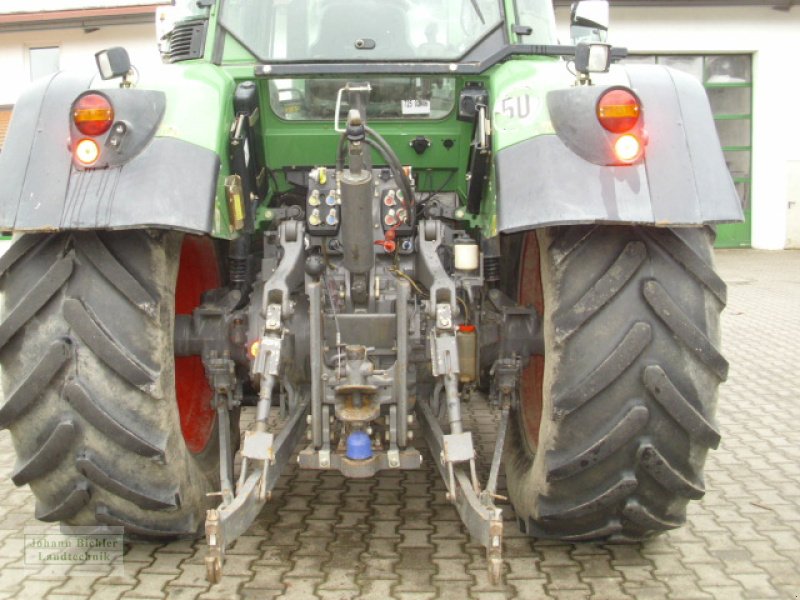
[29,46,61,81]
[621,53,753,248]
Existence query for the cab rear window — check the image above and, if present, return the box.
[269,77,456,121]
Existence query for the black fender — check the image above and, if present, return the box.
[495,65,744,233]
[0,71,219,234]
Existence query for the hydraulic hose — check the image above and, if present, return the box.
[337,127,415,216]
[363,139,415,213]
[365,126,415,205]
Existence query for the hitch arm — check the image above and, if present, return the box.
[416,399,504,584]
[205,396,309,583]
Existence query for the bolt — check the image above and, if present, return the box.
[407,415,414,425]
[407,431,414,441]
[366,427,373,435]
[306,415,312,424]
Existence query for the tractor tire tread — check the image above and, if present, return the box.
[64,379,166,459]
[35,481,91,522]
[63,298,158,391]
[505,225,725,541]
[76,233,157,317]
[0,232,218,537]
[11,419,77,486]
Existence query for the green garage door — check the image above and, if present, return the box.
[621,54,753,248]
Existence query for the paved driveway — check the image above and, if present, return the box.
[0,249,798,599]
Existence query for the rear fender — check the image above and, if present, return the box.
[0,68,229,236]
[494,64,744,233]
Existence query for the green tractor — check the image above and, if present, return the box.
[0,0,740,583]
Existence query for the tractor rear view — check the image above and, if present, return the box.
[0,0,741,584]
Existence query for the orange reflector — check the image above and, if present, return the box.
[249,340,261,359]
[73,93,114,136]
[75,138,100,166]
[597,89,641,133]
[614,134,642,163]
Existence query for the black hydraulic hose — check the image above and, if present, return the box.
[364,126,413,191]
[363,126,415,209]
[364,125,394,159]
[362,139,414,212]
[338,126,415,212]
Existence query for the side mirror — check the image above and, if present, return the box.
[570,0,609,43]
[95,47,131,80]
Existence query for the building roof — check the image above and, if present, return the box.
[0,2,167,31]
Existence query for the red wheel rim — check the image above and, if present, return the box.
[518,232,545,449]
[174,236,220,454]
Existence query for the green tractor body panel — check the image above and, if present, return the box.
[142,62,237,238]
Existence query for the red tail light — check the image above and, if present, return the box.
[73,93,114,136]
[597,88,641,133]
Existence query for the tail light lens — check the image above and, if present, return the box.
[597,88,641,133]
[614,134,643,163]
[73,93,114,136]
[75,139,100,166]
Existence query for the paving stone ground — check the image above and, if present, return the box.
[0,249,798,599]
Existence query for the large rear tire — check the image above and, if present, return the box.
[0,230,228,537]
[504,225,727,541]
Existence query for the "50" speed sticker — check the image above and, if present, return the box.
[493,86,542,131]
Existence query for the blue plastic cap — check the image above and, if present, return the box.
[346,431,373,460]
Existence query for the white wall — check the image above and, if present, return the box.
[0,21,162,106]
[558,5,800,250]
